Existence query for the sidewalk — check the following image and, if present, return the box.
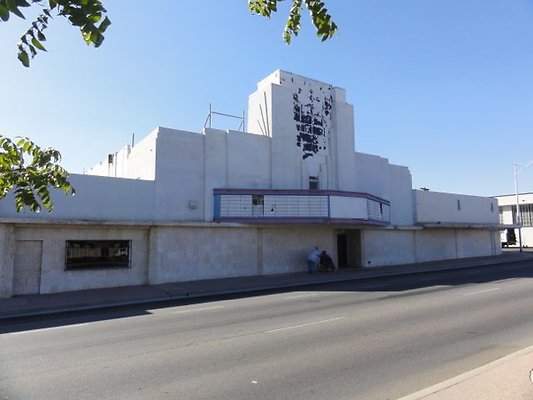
[1,250,532,321]
[398,345,533,400]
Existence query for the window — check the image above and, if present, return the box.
[252,195,264,206]
[513,204,533,227]
[66,240,131,270]
[309,176,319,190]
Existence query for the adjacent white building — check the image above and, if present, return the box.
[496,192,533,247]
[0,70,501,298]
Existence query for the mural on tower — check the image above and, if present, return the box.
[289,76,333,160]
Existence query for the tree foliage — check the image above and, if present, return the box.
[0,0,110,67]
[248,0,337,44]
[0,136,75,212]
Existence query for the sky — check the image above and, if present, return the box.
[1,1,533,197]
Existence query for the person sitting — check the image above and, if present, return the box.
[319,250,336,272]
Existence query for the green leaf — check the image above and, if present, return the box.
[17,49,29,67]
[0,4,9,21]
[31,37,46,51]
[6,0,24,19]
[98,16,110,33]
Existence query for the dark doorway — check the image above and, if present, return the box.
[337,230,362,268]
[337,233,348,268]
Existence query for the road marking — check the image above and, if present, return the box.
[265,317,345,333]
[8,323,89,335]
[464,287,500,296]
[284,293,318,299]
[172,305,224,314]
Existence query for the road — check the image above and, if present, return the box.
[1,261,532,400]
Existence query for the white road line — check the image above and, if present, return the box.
[464,287,500,296]
[265,317,345,333]
[171,305,224,314]
[284,293,318,299]
[8,323,89,335]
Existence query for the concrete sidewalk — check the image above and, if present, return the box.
[1,250,532,321]
[0,250,532,400]
[398,345,533,400]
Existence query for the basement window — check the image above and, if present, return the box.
[65,240,131,270]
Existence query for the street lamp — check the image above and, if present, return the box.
[513,160,533,252]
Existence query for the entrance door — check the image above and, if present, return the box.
[337,233,347,268]
[347,230,362,267]
[13,240,42,295]
[338,230,362,268]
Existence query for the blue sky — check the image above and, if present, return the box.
[1,1,533,196]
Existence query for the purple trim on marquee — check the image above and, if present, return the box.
[213,188,390,206]
[213,216,389,226]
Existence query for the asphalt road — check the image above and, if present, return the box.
[1,261,532,400]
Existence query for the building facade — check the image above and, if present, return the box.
[0,71,501,298]
[496,192,533,247]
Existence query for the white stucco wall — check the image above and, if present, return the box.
[361,227,499,267]
[148,225,334,283]
[415,190,499,225]
[87,128,158,180]
[123,128,158,180]
[456,229,497,258]
[353,153,414,226]
[0,174,155,222]
[415,229,458,262]
[153,128,205,221]
[13,225,149,294]
[0,220,502,298]
[149,226,259,283]
[261,226,334,274]
[361,229,416,267]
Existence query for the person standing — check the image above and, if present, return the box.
[307,246,320,274]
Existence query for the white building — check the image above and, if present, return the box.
[496,192,533,247]
[0,70,501,298]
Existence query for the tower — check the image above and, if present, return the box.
[247,70,356,191]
